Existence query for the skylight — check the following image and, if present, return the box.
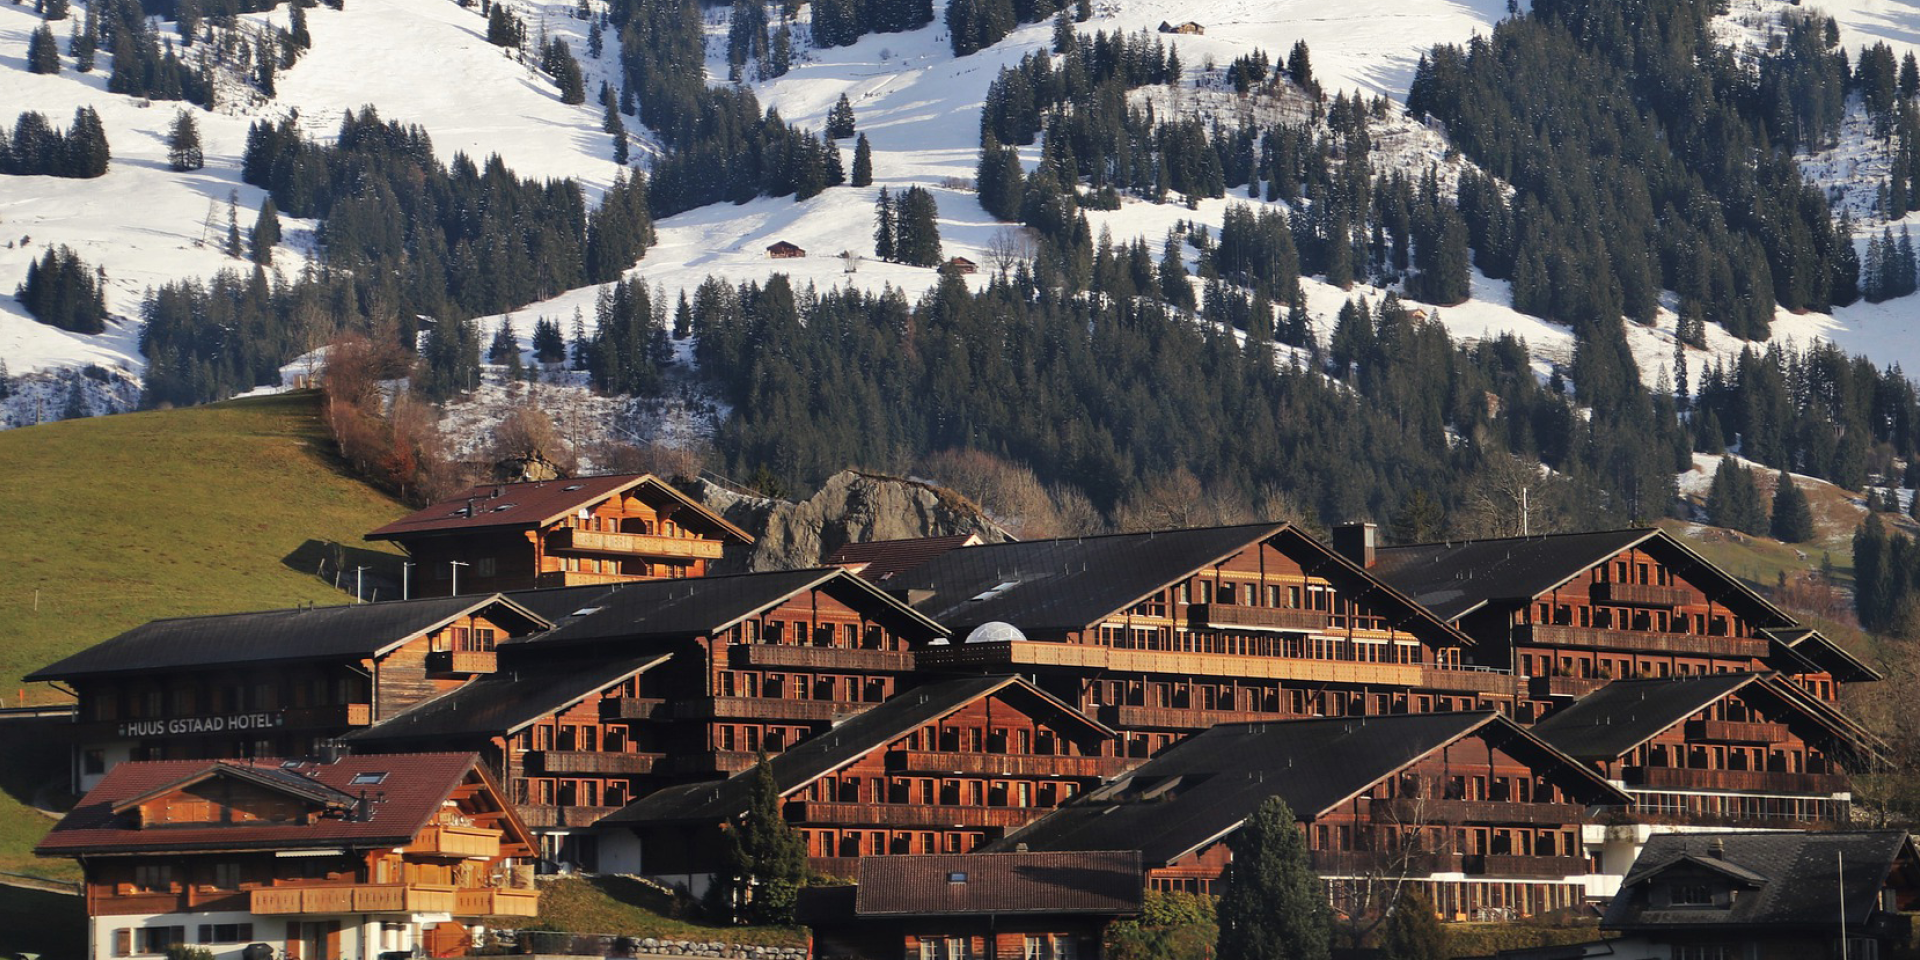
[350,772,388,785]
[969,580,1019,602]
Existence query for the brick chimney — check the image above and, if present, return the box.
[1333,522,1377,568]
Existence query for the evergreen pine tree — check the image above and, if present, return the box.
[1052,11,1073,54]
[1380,886,1445,960]
[167,110,203,171]
[851,133,873,187]
[1216,797,1329,960]
[588,18,603,58]
[66,106,108,178]
[43,0,68,21]
[487,3,525,47]
[532,318,567,363]
[1900,226,1918,297]
[62,378,89,420]
[225,192,243,258]
[488,319,521,363]
[713,756,809,925]
[28,24,60,74]
[70,3,93,72]
[771,24,791,77]
[256,39,277,96]
[826,93,856,139]
[1770,468,1815,543]
[289,2,311,48]
[250,197,281,266]
[874,187,896,261]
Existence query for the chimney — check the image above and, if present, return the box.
[1709,838,1725,860]
[1333,522,1377,568]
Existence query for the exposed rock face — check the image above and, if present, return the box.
[682,470,1011,572]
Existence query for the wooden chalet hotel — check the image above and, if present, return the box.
[33,477,1894,947]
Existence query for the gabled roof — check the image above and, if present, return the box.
[364,473,752,543]
[1603,831,1917,932]
[993,712,1628,868]
[853,851,1143,916]
[1530,672,1883,765]
[1371,528,1798,628]
[343,652,672,744]
[1762,626,1883,683]
[826,535,984,583]
[511,568,948,648]
[889,524,1470,646]
[27,595,549,681]
[601,676,1113,827]
[36,753,530,856]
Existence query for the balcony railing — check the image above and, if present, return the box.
[675,751,760,775]
[1188,603,1330,633]
[1420,667,1517,695]
[515,804,621,828]
[883,751,1132,779]
[1683,719,1789,744]
[1589,582,1692,608]
[599,697,666,721]
[251,884,457,915]
[1515,624,1769,659]
[1469,854,1589,878]
[1527,675,1608,699]
[786,801,1041,829]
[426,650,498,676]
[535,570,634,588]
[1372,799,1583,826]
[729,644,916,673]
[1309,850,1464,875]
[1095,704,1284,730]
[549,528,724,560]
[1624,766,1849,794]
[455,888,541,917]
[281,703,373,728]
[675,696,862,723]
[531,750,663,776]
[918,641,1425,686]
[406,825,501,859]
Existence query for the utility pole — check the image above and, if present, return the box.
[354,566,367,603]
[450,560,468,596]
[402,561,413,600]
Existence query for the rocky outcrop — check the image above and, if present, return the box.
[683,470,1012,572]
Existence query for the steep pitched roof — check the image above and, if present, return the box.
[364,473,752,543]
[1603,831,1917,932]
[511,568,948,648]
[36,753,529,856]
[1371,528,1799,628]
[890,524,1469,645]
[993,712,1628,867]
[342,652,672,743]
[1531,672,1883,764]
[853,851,1143,916]
[600,676,1112,826]
[826,535,984,583]
[27,595,548,680]
[1762,626,1883,683]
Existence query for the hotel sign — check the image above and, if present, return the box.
[117,712,285,738]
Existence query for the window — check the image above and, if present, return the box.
[83,750,105,775]
[133,865,172,892]
[1672,947,1732,960]
[476,557,497,577]
[198,923,254,944]
[350,772,389,785]
[1669,884,1715,906]
[137,926,186,954]
[211,862,242,889]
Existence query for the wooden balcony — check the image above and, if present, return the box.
[1310,850,1464,875]
[918,641,1425,686]
[729,643,916,673]
[426,650,497,677]
[251,884,457,915]
[455,888,541,917]
[676,696,862,723]
[1684,719,1789,744]
[406,825,501,859]
[884,751,1132,779]
[1372,799,1582,826]
[1188,603,1330,633]
[531,750,663,776]
[536,570,635,588]
[549,528,725,560]
[281,703,373,728]
[675,751,760,775]
[1096,703,1283,730]
[1624,766,1849,794]
[599,696,666,721]
[1527,675,1608,699]
[1515,624,1769,659]
[515,804,622,828]
[1589,582,1692,608]
[1469,854,1589,878]
[1420,668,1517,695]
[787,801,1041,829]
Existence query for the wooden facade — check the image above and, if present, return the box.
[38,754,536,960]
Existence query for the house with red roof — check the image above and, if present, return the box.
[38,752,536,960]
[365,474,753,596]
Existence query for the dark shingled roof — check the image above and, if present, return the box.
[36,753,523,856]
[853,851,1143,916]
[27,595,548,681]
[1531,672,1880,764]
[1370,529,1657,622]
[511,569,947,648]
[993,712,1628,867]
[889,524,1467,644]
[365,473,752,542]
[1764,626,1884,683]
[1603,831,1917,932]
[342,652,672,744]
[601,676,1111,826]
[826,535,983,584]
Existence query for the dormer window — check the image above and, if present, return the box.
[1670,883,1715,906]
